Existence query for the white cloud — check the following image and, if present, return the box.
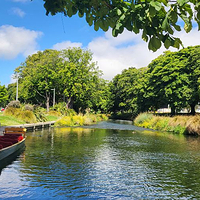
[0,25,42,59]
[52,41,82,50]
[11,7,25,17]
[88,28,200,80]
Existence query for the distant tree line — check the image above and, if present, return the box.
[1,45,200,118]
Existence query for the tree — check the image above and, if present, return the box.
[109,67,147,118]
[43,0,200,51]
[146,47,200,115]
[58,47,103,112]
[0,84,8,107]
[16,47,105,113]
[16,49,62,112]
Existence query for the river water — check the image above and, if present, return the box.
[1,120,200,199]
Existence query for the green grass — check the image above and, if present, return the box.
[0,112,26,126]
[45,115,60,121]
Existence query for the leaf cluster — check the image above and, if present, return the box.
[43,0,200,51]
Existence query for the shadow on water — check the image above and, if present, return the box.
[0,146,25,175]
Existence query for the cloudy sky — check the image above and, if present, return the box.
[1,0,200,86]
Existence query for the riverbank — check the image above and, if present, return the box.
[134,113,200,135]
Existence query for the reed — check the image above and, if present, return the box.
[134,113,187,134]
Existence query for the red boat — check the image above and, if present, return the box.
[0,127,26,161]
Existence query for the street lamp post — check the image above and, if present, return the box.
[16,74,18,101]
[51,88,55,107]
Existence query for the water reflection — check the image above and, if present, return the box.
[1,121,200,199]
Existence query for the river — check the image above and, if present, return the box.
[1,120,200,199]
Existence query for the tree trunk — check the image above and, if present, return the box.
[190,103,196,115]
[171,105,176,116]
[66,97,74,109]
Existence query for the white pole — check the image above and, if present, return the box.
[51,88,55,107]
[16,74,18,101]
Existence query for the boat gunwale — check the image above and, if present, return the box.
[0,137,26,153]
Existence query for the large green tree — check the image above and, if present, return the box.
[15,47,105,113]
[58,47,104,111]
[146,46,200,115]
[109,67,147,118]
[43,0,200,51]
[16,49,62,111]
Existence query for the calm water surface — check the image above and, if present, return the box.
[1,120,200,199]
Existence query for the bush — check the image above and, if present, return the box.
[54,116,73,126]
[4,107,36,123]
[7,100,21,108]
[134,113,153,125]
[33,107,47,122]
[19,110,37,123]
[22,104,34,111]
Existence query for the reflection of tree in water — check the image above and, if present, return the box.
[20,128,108,193]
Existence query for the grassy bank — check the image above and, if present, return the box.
[0,111,108,127]
[54,114,108,127]
[134,113,200,135]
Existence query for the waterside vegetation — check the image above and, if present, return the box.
[134,113,200,135]
[0,46,200,134]
[0,100,108,127]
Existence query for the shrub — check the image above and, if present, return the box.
[22,104,34,111]
[72,115,84,126]
[4,107,20,116]
[19,110,37,123]
[54,116,73,126]
[7,100,21,108]
[33,107,47,122]
[48,110,62,117]
[134,113,153,125]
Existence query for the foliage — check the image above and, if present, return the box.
[22,104,34,111]
[7,100,21,108]
[109,67,147,118]
[54,113,108,127]
[0,84,8,107]
[4,107,37,123]
[0,112,26,126]
[134,113,153,125]
[15,49,62,112]
[134,113,188,134]
[145,46,200,115]
[43,0,200,51]
[14,47,106,113]
[33,107,47,122]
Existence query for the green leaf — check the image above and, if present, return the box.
[94,20,99,31]
[164,38,171,49]
[149,6,156,17]
[151,36,161,50]
[117,9,122,16]
[177,0,188,6]
[142,30,148,42]
[173,24,181,31]
[78,12,84,18]
[150,1,162,11]
[162,17,168,30]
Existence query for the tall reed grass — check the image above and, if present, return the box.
[134,113,200,135]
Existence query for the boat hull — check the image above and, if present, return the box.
[0,138,26,161]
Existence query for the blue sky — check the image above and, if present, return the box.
[1,0,200,86]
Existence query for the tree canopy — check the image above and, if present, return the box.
[43,0,200,51]
[0,84,8,107]
[145,45,200,115]
[14,47,108,113]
